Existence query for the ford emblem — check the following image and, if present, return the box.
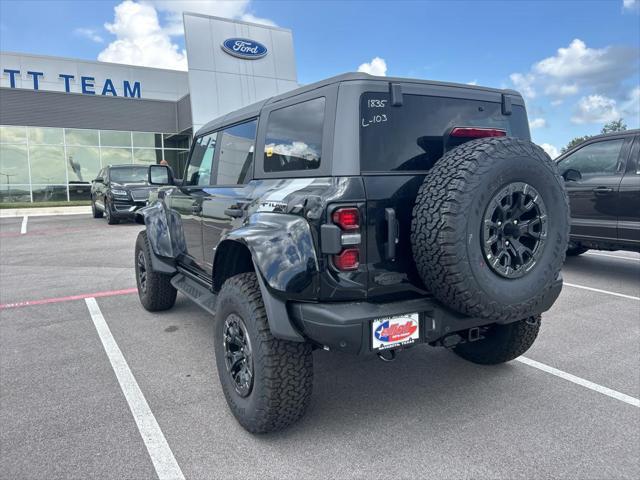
[221,38,268,60]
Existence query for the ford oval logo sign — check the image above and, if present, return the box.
[221,38,268,60]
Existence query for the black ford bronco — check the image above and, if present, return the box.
[134,73,569,433]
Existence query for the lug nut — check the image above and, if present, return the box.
[513,220,518,225]
[497,221,502,226]
[505,240,510,246]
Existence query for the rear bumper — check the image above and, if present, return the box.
[288,276,562,355]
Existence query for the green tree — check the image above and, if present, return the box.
[561,135,592,154]
[561,118,627,154]
[601,118,627,134]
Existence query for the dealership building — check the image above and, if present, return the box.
[0,13,297,203]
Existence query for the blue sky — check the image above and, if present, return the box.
[1,0,639,155]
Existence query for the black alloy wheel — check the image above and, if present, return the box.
[223,313,254,398]
[137,250,148,294]
[482,182,548,279]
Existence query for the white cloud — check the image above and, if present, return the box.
[467,80,478,86]
[357,57,387,76]
[541,143,559,159]
[151,0,275,36]
[74,28,104,43]
[623,0,638,11]
[98,1,187,70]
[529,118,547,129]
[97,1,276,70]
[571,94,620,124]
[509,39,639,105]
[510,72,536,99]
[621,86,640,124]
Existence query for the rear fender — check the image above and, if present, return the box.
[218,212,319,296]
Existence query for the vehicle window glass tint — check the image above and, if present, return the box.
[215,120,257,184]
[264,97,324,172]
[559,139,624,177]
[359,93,529,172]
[186,133,216,186]
[110,166,148,183]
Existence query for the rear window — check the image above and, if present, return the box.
[360,92,530,172]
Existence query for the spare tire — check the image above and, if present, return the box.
[411,137,569,321]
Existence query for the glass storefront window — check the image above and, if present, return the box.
[66,146,101,183]
[132,132,162,148]
[0,144,30,185]
[163,149,189,179]
[163,133,190,149]
[101,147,133,165]
[0,184,31,203]
[29,145,67,184]
[101,130,132,147]
[133,149,163,164]
[65,128,99,146]
[28,127,64,145]
[0,126,27,144]
[31,185,68,202]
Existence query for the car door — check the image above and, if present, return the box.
[557,137,628,243]
[617,135,640,247]
[168,132,217,269]
[201,118,259,273]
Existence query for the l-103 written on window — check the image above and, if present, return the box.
[186,133,216,186]
[264,97,325,172]
[359,92,530,172]
[215,120,257,185]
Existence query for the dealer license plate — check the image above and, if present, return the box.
[371,314,420,351]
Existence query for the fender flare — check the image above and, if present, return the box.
[136,201,186,274]
[213,213,319,342]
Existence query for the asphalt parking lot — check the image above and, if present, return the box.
[1,213,639,480]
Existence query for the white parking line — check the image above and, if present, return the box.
[517,356,640,408]
[85,298,185,480]
[564,282,640,301]
[585,252,640,262]
[20,216,28,234]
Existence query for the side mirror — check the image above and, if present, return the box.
[93,176,103,183]
[149,164,173,185]
[562,168,582,182]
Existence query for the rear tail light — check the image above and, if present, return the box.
[332,207,359,230]
[450,127,507,138]
[333,248,359,271]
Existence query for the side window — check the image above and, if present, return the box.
[264,97,325,173]
[185,133,216,186]
[214,119,257,185]
[559,139,625,177]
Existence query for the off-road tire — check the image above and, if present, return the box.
[566,243,589,256]
[91,197,103,218]
[411,137,569,321]
[135,231,177,311]
[453,316,541,365]
[105,198,119,225]
[214,272,313,434]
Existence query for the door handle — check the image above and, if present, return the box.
[593,186,614,195]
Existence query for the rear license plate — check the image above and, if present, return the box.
[372,314,420,350]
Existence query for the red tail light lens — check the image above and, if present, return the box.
[332,208,359,230]
[450,127,507,138]
[333,248,359,271]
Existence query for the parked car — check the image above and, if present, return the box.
[90,164,158,224]
[556,130,640,255]
[133,73,569,433]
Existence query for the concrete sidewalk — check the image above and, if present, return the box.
[0,206,91,218]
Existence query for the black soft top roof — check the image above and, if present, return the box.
[197,72,524,136]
